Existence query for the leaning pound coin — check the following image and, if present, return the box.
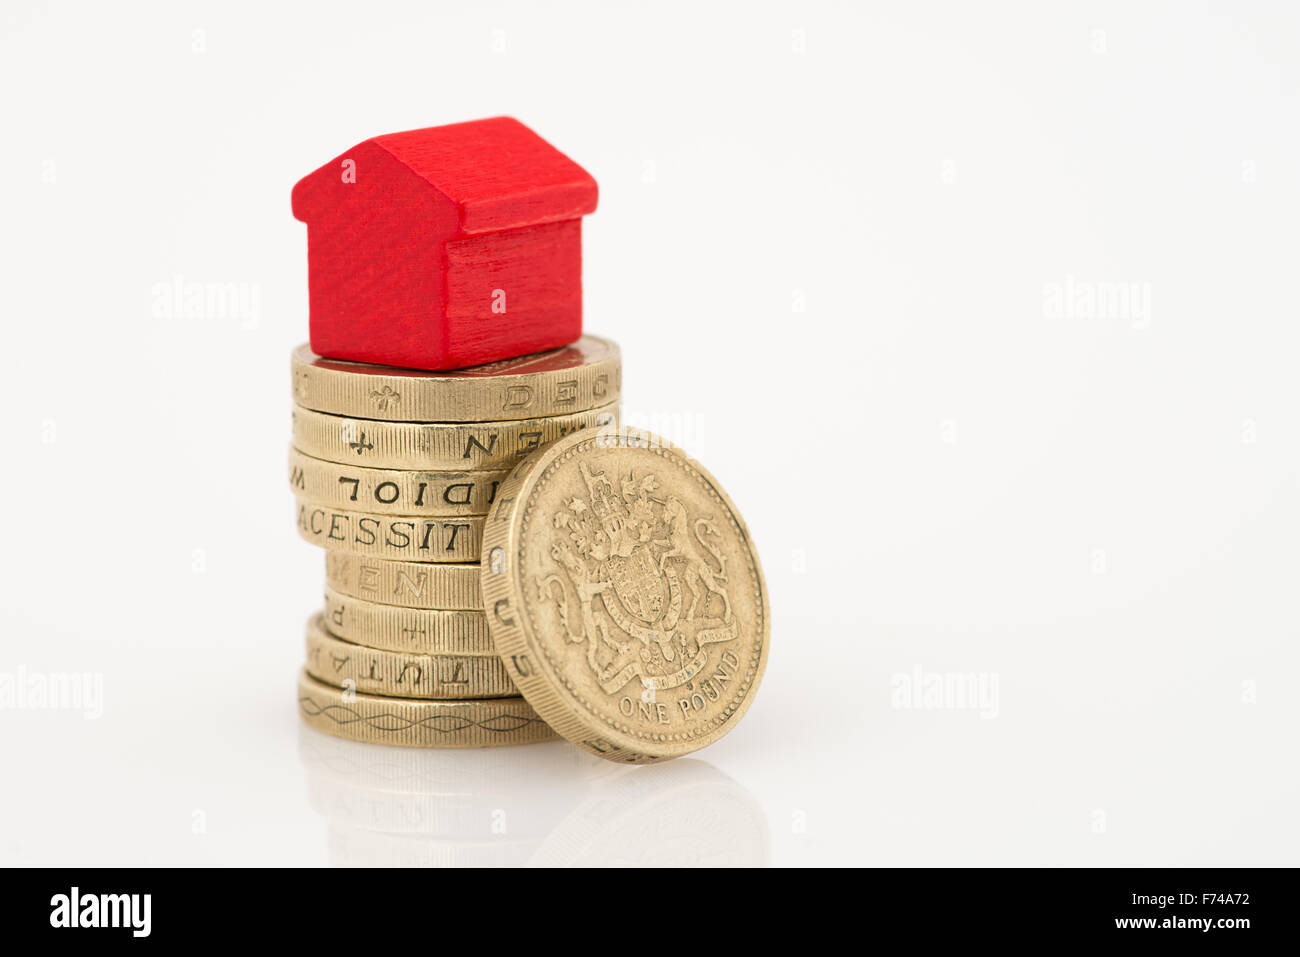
[481,427,770,764]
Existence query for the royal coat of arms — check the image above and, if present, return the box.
[537,461,738,695]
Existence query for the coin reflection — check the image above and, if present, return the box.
[298,726,769,867]
[528,759,770,867]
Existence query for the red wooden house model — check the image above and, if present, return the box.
[292,116,597,370]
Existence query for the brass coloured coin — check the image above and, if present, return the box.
[291,336,621,423]
[305,615,515,699]
[320,585,493,655]
[481,427,770,764]
[324,553,482,611]
[296,500,482,562]
[292,402,619,471]
[289,448,507,516]
[297,670,555,748]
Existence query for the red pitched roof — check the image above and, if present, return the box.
[293,116,598,235]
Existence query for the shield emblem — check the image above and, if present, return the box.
[607,547,666,624]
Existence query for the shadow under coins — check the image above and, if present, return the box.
[297,725,770,867]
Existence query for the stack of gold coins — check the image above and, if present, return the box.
[287,337,621,748]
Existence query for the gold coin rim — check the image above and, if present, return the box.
[291,401,620,471]
[323,554,483,611]
[295,499,483,562]
[304,614,515,699]
[320,585,494,655]
[288,447,509,516]
[291,335,621,423]
[296,670,555,748]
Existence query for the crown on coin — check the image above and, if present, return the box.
[579,462,625,527]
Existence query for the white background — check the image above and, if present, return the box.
[2,0,1297,866]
